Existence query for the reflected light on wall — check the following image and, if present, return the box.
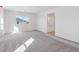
[13,26,19,33]
[0,18,4,24]
[0,18,4,30]
[0,25,3,30]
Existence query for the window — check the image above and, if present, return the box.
[0,18,4,30]
[16,16,30,24]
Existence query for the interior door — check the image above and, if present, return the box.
[47,13,55,36]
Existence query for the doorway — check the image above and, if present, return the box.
[47,13,55,36]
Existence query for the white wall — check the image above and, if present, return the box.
[37,8,54,33]
[55,7,79,43]
[37,11,47,33]
[4,10,37,33]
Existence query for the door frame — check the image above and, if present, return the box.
[47,13,55,36]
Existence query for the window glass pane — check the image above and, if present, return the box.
[16,16,30,24]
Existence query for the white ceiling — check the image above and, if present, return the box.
[4,6,55,13]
